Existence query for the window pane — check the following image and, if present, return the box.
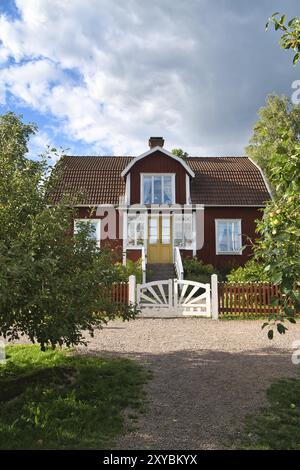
[149,218,158,244]
[174,214,183,246]
[143,176,152,204]
[229,221,241,252]
[183,214,193,248]
[217,221,228,252]
[162,217,171,244]
[89,222,98,240]
[163,176,173,203]
[153,176,162,204]
[136,221,144,245]
[127,217,135,246]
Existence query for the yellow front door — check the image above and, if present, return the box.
[147,215,173,264]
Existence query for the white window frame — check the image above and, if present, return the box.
[173,212,196,251]
[74,219,101,247]
[140,173,175,204]
[126,212,147,249]
[215,219,242,255]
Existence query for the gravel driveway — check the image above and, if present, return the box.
[79,318,300,450]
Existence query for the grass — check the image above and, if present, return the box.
[239,378,300,449]
[0,344,148,449]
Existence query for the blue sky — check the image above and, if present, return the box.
[0,0,299,159]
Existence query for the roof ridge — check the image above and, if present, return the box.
[63,155,249,159]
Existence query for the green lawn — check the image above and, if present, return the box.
[240,378,300,449]
[0,345,148,449]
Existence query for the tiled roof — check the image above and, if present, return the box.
[51,156,133,205]
[188,157,271,205]
[50,155,271,206]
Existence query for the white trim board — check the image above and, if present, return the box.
[121,146,195,178]
[248,157,273,200]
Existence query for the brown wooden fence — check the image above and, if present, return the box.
[110,282,129,305]
[218,282,294,318]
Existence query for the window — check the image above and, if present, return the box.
[142,174,175,204]
[215,219,242,254]
[173,213,194,249]
[74,219,101,247]
[127,213,146,247]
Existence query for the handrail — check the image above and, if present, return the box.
[141,246,146,284]
[174,247,184,280]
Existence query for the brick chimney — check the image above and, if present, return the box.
[149,136,164,149]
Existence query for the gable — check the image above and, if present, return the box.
[121,146,195,178]
[128,149,189,205]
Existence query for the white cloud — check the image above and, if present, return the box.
[0,0,298,155]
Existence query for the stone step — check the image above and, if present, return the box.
[146,264,176,282]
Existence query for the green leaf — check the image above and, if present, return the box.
[293,53,300,65]
[262,322,269,329]
[280,15,286,24]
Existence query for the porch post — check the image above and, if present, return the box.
[128,275,136,305]
[211,274,219,320]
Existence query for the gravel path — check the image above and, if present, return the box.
[79,318,300,450]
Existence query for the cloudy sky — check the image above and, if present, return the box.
[0,0,299,158]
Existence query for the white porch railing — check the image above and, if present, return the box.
[141,246,147,284]
[174,247,184,280]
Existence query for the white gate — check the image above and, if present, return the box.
[137,279,173,310]
[174,280,211,317]
[137,279,211,317]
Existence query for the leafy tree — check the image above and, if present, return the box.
[0,112,136,350]
[266,13,300,65]
[246,95,300,195]
[172,148,189,160]
[254,134,300,338]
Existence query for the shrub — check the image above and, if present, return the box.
[116,258,142,284]
[227,259,271,283]
[183,257,218,283]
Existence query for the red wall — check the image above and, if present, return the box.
[130,150,187,204]
[126,249,142,262]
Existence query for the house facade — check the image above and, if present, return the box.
[52,137,271,278]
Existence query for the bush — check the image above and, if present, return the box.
[227,259,271,283]
[183,257,218,283]
[115,258,142,284]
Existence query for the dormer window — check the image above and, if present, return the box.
[141,174,175,204]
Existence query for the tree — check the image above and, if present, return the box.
[172,148,189,160]
[266,13,300,65]
[254,134,300,338]
[0,112,136,350]
[246,95,300,195]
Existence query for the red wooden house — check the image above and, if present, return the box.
[52,137,271,280]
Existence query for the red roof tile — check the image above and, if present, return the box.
[50,155,271,206]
